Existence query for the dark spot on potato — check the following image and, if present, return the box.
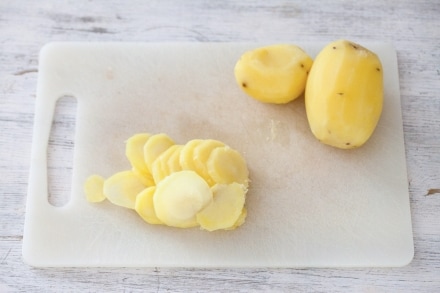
[376,67,381,72]
[306,71,309,74]
[337,92,344,96]
[332,46,336,49]
[346,142,351,146]
[300,63,304,68]
[242,82,247,88]
[351,44,358,49]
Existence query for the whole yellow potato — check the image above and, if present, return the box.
[305,40,383,149]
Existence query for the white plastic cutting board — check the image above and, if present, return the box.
[24,42,414,267]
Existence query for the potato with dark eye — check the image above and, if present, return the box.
[234,44,313,104]
[305,40,383,149]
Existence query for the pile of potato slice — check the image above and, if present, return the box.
[84,133,249,231]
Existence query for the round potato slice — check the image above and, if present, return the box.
[135,186,162,225]
[207,146,249,187]
[153,170,213,228]
[193,139,225,186]
[125,133,151,175]
[179,139,204,172]
[196,183,246,231]
[143,133,175,173]
[166,144,184,174]
[84,174,106,203]
[103,170,146,209]
[151,144,182,184]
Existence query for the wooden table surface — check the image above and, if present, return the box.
[1,1,439,291]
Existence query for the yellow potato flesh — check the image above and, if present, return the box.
[166,144,184,174]
[196,183,246,231]
[179,139,204,172]
[132,167,155,187]
[86,133,250,231]
[305,40,383,149]
[226,207,247,230]
[135,186,162,225]
[103,170,146,209]
[125,133,151,175]
[84,174,106,203]
[151,144,182,184]
[234,44,313,104]
[143,133,175,173]
[207,146,249,187]
[153,170,213,228]
[193,139,225,186]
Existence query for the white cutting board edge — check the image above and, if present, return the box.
[23,42,414,268]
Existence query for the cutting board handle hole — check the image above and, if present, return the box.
[47,95,77,207]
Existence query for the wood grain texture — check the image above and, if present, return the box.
[1,0,439,291]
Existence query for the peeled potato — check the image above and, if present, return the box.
[166,144,184,174]
[125,133,151,175]
[179,139,204,172]
[84,174,106,203]
[103,170,146,209]
[305,40,383,149]
[234,44,313,104]
[193,139,225,186]
[151,144,182,183]
[154,170,213,228]
[226,207,247,230]
[126,133,155,186]
[196,183,246,231]
[85,133,250,232]
[143,133,175,173]
[135,186,162,225]
[207,146,249,187]
[132,168,155,187]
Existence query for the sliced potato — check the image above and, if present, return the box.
[84,174,106,203]
[207,146,249,187]
[154,170,213,228]
[196,183,246,231]
[151,144,182,184]
[132,168,155,187]
[179,139,204,172]
[135,186,162,225]
[125,133,151,175]
[225,207,247,230]
[166,144,184,174]
[103,170,146,209]
[193,139,225,186]
[143,133,175,173]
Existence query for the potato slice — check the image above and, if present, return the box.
[125,133,151,175]
[179,139,204,172]
[135,186,162,225]
[143,133,175,173]
[151,144,181,184]
[84,174,106,203]
[154,170,213,228]
[207,146,249,187]
[196,183,246,231]
[193,139,225,186]
[226,207,247,230]
[132,168,155,187]
[167,144,184,174]
[103,170,146,209]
